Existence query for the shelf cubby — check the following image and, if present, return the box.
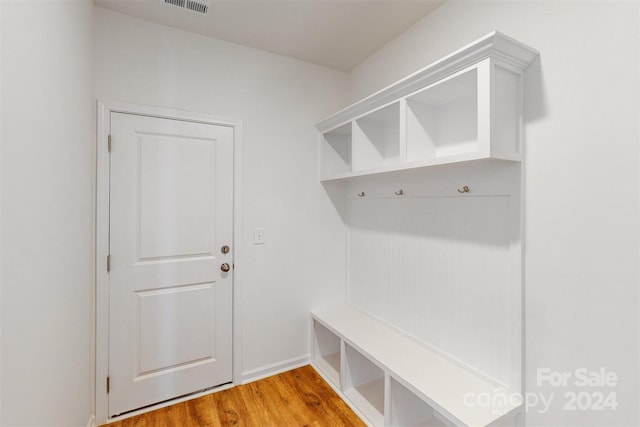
[353,102,401,171]
[316,31,538,181]
[390,378,452,427]
[311,320,341,387]
[406,67,479,162]
[321,122,352,177]
[344,344,385,426]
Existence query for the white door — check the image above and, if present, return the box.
[108,112,233,416]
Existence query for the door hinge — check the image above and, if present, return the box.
[107,255,111,272]
[108,134,112,152]
[107,376,110,394]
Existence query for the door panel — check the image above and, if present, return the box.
[109,112,233,416]
[138,134,215,259]
[136,282,216,375]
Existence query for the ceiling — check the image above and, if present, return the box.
[94,0,445,71]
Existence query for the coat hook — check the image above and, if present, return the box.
[457,185,470,194]
[395,189,404,196]
[358,192,365,197]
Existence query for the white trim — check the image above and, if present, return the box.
[95,101,243,425]
[86,414,96,427]
[240,355,310,385]
[232,122,244,386]
[316,31,538,133]
[95,102,110,425]
[637,5,640,425]
[0,1,3,423]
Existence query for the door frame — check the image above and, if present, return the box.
[95,101,243,425]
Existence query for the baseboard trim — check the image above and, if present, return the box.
[240,354,310,384]
[86,414,96,427]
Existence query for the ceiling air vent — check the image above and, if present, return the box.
[164,0,209,15]
[165,0,185,7]
[186,0,209,14]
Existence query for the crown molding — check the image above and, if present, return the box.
[317,31,539,133]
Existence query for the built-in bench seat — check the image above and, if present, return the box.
[311,306,521,427]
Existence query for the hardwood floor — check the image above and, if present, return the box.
[104,365,366,427]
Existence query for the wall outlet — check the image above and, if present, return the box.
[254,227,265,245]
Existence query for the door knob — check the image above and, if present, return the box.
[220,263,231,272]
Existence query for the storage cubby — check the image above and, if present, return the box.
[390,378,452,427]
[316,31,538,181]
[311,306,523,427]
[353,102,401,171]
[322,122,352,177]
[311,320,341,387]
[344,344,385,426]
[406,67,479,162]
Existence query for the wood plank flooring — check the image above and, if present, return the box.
[104,365,366,427]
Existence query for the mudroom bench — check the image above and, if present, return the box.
[311,307,521,427]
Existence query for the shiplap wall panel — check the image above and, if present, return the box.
[346,194,515,387]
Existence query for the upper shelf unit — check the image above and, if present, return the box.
[317,31,539,181]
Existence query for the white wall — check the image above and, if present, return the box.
[0,1,95,426]
[348,1,639,426]
[93,7,349,382]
